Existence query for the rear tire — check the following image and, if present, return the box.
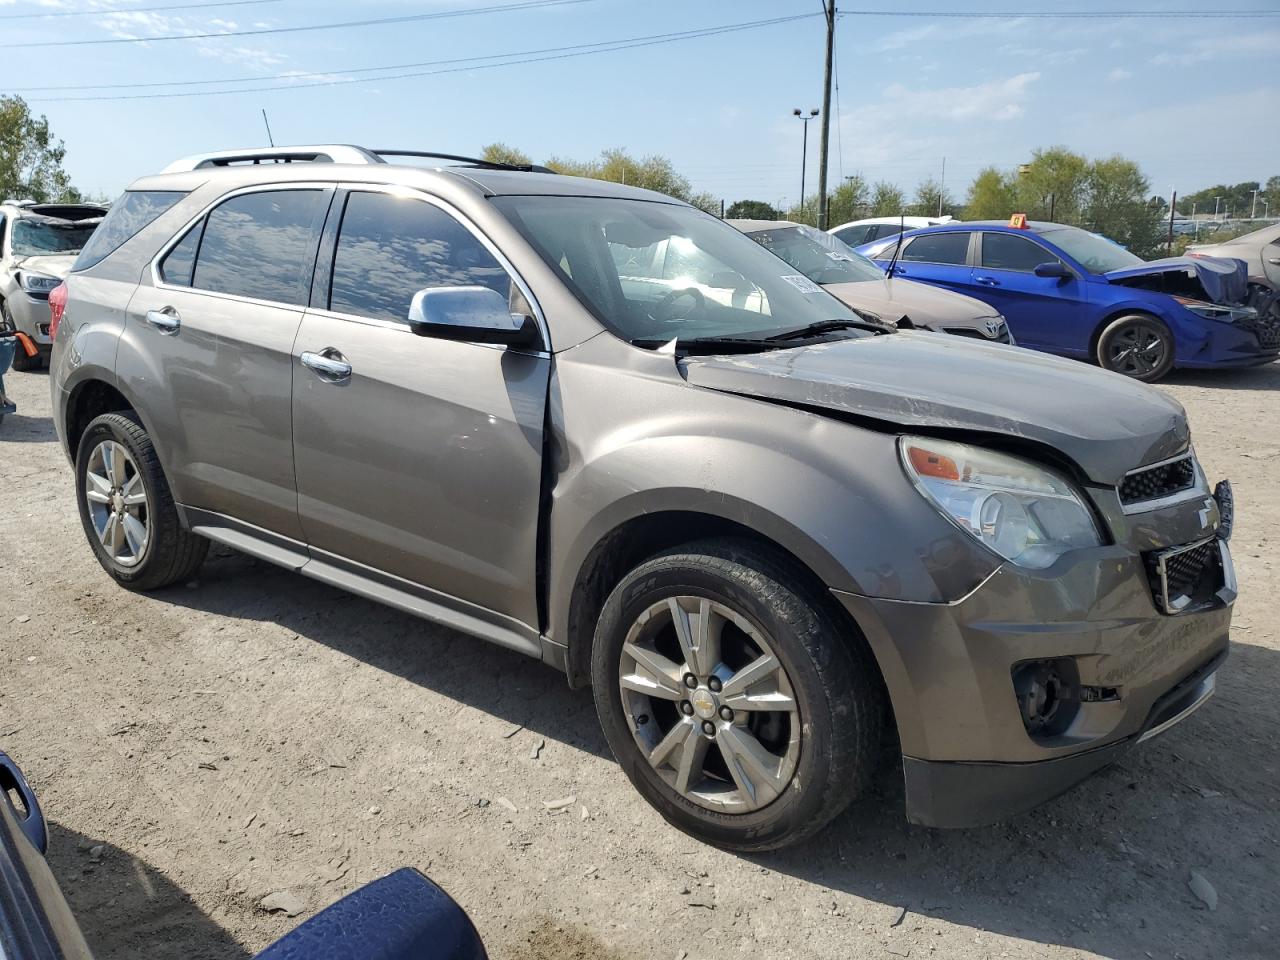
[590,538,885,852]
[75,411,208,591]
[1096,313,1174,382]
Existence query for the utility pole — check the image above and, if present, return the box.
[1167,190,1177,256]
[816,0,836,230]
[1251,188,1259,219]
[938,156,946,217]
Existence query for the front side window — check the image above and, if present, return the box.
[495,195,875,345]
[980,232,1063,272]
[73,191,185,271]
[900,232,970,265]
[192,190,326,305]
[328,192,510,323]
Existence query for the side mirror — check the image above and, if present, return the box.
[1034,261,1071,279]
[407,286,540,347]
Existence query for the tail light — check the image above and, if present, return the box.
[48,282,68,340]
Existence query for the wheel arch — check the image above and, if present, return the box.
[63,375,155,459]
[1088,305,1172,363]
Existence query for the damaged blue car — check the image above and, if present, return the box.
[856,218,1280,381]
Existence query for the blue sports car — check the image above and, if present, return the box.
[855,219,1280,381]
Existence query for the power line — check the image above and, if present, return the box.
[2,0,599,48]
[837,8,1280,18]
[28,14,820,102]
[0,0,280,20]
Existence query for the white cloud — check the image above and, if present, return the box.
[1149,30,1280,65]
[873,71,1041,124]
[1107,67,1132,82]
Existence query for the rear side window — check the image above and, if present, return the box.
[981,232,1061,272]
[192,189,326,305]
[72,191,185,271]
[328,191,510,323]
[901,232,970,265]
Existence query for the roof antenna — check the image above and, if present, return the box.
[886,212,905,279]
[261,108,275,147]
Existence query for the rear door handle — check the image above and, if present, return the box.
[300,349,352,381]
[974,275,1001,286]
[145,308,181,334]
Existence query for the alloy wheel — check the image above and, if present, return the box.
[84,440,150,567]
[1108,323,1166,376]
[618,596,801,813]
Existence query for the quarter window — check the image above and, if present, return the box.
[159,222,202,287]
[981,232,1062,272]
[900,232,970,265]
[328,192,511,323]
[191,190,326,305]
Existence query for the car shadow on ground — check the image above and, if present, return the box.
[0,411,55,442]
[46,821,250,960]
[157,548,610,762]
[1161,360,1280,391]
[757,634,1279,960]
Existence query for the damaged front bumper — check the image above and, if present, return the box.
[833,480,1236,828]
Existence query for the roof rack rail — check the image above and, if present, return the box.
[370,150,556,174]
[160,145,384,174]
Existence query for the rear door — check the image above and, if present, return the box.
[972,231,1090,352]
[888,231,975,292]
[119,185,332,541]
[291,187,550,634]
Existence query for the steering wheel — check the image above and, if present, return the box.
[652,287,706,322]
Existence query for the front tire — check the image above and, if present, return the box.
[1096,313,1174,382]
[75,411,208,590]
[591,539,885,851]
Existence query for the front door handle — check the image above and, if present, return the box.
[145,308,181,334]
[974,275,1001,286]
[1268,257,1280,265]
[300,349,352,381]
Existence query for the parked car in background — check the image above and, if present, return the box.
[52,146,1234,850]
[1188,222,1280,302]
[856,219,1279,381]
[829,214,955,249]
[730,219,1012,343]
[0,200,107,370]
[0,749,487,959]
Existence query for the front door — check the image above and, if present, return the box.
[291,188,550,630]
[119,186,332,540]
[969,232,1091,353]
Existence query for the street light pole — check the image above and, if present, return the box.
[1251,188,1259,219]
[793,108,819,217]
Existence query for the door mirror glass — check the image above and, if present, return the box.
[407,285,539,346]
[1033,261,1071,279]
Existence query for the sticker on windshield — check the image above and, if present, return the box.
[780,274,822,294]
[825,251,854,262]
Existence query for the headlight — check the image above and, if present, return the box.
[900,436,1102,569]
[17,271,61,294]
[1172,296,1256,324]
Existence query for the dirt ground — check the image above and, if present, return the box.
[1,361,1277,960]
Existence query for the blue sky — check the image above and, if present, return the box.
[2,0,1277,208]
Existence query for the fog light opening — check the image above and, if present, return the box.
[1012,659,1081,740]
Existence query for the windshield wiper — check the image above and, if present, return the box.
[763,317,892,341]
[630,335,789,354]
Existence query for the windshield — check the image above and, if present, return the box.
[745,224,885,284]
[493,196,873,345]
[11,218,97,257]
[1040,225,1143,273]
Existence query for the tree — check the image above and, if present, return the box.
[868,181,905,217]
[1084,155,1163,258]
[480,142,532,167]
[785,178,867,227]
[726,199,778,220]
[0,95,78,202]
[1011,146,1091,222]
[965,166,1017,220]
[908,176,955,218]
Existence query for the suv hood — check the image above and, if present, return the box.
[1104,254,1248,305]
[681,333,1188,485]
[11,254,77,279]
[822,276,998,328]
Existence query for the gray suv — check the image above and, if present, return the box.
[51,146,1236,851]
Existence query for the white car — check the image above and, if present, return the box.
[829,215,956,250]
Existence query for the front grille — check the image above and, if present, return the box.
[1119,454,1196,507]
[1146,538,1224,614]
[945,326,1011,343]
[1238,314,1280,350]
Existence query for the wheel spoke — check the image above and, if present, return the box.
[100,513,119,553]
[121,473,146,506]
[122,514,147,556]
[620,642,685,700]
[105,442,125,487]
[668,597,722,677]
[717,724,785,809]
[720,653,795,712]
[673,725,710,796]
[649,717,693,767]
[85,471,112,504]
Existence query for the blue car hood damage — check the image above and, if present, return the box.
[681,332,1189,485]
[1104,255,1249,304]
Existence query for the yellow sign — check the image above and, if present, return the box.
[1008,213,1028,229]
